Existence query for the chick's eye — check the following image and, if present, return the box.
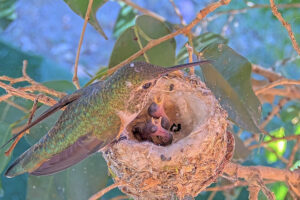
[142,82,152,89]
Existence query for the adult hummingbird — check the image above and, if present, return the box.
[4,61,209,178]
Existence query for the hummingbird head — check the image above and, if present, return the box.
[114,60,211,91]
[109,60,211,113]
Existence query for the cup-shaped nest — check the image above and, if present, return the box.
[102,75,234,199]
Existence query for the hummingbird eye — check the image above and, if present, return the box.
[142,82,152,89]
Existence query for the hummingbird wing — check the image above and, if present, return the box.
[1,81,105,150]
[30,133,103,176]
[0,92,81,150]
[5,81,109,178]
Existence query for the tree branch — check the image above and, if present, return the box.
[73,0,95,89]
[248,134,300,150]
[223,162,300,197]
[252,64,282,82]
[104,0,232,78]
[269,0,300,55]
[121,0,165,21]
[0,81,58,106]
[169,0,186,26]
[0,61,67,111]
[89,181,126,200]
[259,98,288,129]
[286,139,300,169]
[0,61,65,99]
[255,79,300,95]
[252,64,300,101]
[206,3,300,22]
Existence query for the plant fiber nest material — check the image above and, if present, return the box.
[102,74,234,199]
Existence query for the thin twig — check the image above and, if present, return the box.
[248,185,260,200]
[22,60,31,80]
[255,176,276,200]
[252,64,300,100]
[134,26,150,62]
[206,3,300,22]
[207,191,217,200]
[5,95,43,156]
[0,81,58,106]
[274,54,300,68]
[286,178,300,199]
[224,162,300,192]
[248,135,300,150]
[221,14,234,36]
[89,181,125,200]
[185,43,194,75]
[247,171,275,200]
[110,195,129,200]
[105,0,231,78]
[261,88,300,99]
[205,180,275,192]
[286,139,300,169]
[260,98,289,129]
[4,99,29,113]
[255,79,300,95]
[264,145,289,164]
[73,0,95,89]
[269,0,300,55]
[27,95,41,125]
[169,0,186,26]
[252,64,282,82]
[121,0,165,21]
[0,61,65,98]
[23,85,63,98]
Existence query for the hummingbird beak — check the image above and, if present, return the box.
[160,60,211,77]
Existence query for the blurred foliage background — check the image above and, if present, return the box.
[0,0,299,199]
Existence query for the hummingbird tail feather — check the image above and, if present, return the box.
[5,134,104,177]
[30,134,103,176]
[5,153,28,178]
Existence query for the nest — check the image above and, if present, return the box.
[102,74,234,199]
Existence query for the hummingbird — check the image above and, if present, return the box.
[3,60,209,178]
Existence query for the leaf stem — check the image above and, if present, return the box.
[73,0,95,89]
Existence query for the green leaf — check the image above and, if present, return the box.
[265,127,287,163]
[84,66,107,86]
[0,0,17,31]
[0,121,12,197]
[176,32,228,64]
[280,104,300,123]
[290,160,300,171]
[270,182,288,200]
[63,0,107,39]
[108,15,176,68]
[200,43,261,133]
[232,133,251,160]
[113,4,137,38]
[296,124,300,135]
[108,26,143,68]
[0,122,12,176]
[27,153,109,200]
[42,80,76,93]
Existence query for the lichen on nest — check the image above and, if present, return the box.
[102,74,234,200]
